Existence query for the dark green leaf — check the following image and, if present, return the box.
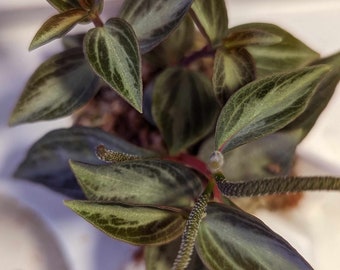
[152,68,220,155]
[228,23,319,78]
[65,201,187,245]
[47,0,81,12]
[215,172,340,197]
[215,65,330,154]
[213,47,255,104]
[78,0,103,12]
[13,126,153,198]
[9,48,99,125]
[224,27,282,49]
[29,9,88,51]
[70,159,203,207]
[84,18,142,112]
[119,0,193,53]
[283,51,340,139]
[145,237,209,270]
[196,202,313,270]
[143,15,195,68]
[191,0,228,46]
[172,185,211,269]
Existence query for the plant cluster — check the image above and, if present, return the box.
[9,0,340,269]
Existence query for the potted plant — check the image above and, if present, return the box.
[8,0,340,269]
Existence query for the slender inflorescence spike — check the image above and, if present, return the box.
[95,144,140,163]
[214,171,340,197]
[172,183,213,270]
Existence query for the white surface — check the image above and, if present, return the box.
[0,1,340,270]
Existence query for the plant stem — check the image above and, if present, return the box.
[180,45,216,66]
[91,13,104,27]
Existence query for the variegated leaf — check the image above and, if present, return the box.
[215,65,330,154]
[13,126,153,198]
[65,201,187,245]
[213,47,255,104]
[152,68,220,155]
[196,202,313,269]
[224,28,282,49]
[228,23,319,78]
[84,18,142,112]
[70,159,203,207]
[283,51,340,139]
[47,0,81,12]
[215,172,340,197]
[78,0,102,12]
[119,0,193,53]
[9,48,99,125]
[191,0,228,46]
[29,9,88,51]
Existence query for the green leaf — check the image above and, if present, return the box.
[84,18,142,112]
[172,184,212,270]
[29,9,88,51]
[9,48,99,125]
[152,68,220,155]
[196,202,313,270]
[143,15,195,68]
[13,126,153,198]
[65,201,187,245]
[228,23,319,78]
[215,172,340,197]
[119,0,193,53]
[47,0,82,12]
[283,51,340,139]
[145,238,208,270]
[213,47,255,104]
[224,27,282,49]
[191,0,228,46]
[215,65,330,154]
[70,159,203,207]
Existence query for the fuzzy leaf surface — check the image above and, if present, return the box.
[283,51,340,139]
[153,68,219,155]
[213,48,255,103]
[65,201,187,245]
[13,127,153,198]
[119,0,193,53]
[29,9,88,50]
[191,0,228,46]
[84,18,142,112]
[47,0,81,12]
[215,173,340,197]
[9,48,99,125]
[215,65,330,154]
[228,23,319,78]
[70,159,203,207]
[196,202,313,270]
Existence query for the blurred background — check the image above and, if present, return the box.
[1,1,340,269]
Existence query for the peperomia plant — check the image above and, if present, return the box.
[9,0,340,269]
